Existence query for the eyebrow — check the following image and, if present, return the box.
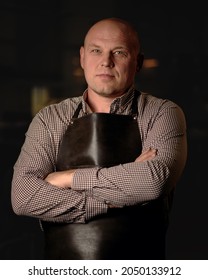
[87,43,129,51]
[87,43,100,48]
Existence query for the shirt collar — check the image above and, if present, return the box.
[81,85,136,114]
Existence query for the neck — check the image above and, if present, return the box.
[86,91,116,113]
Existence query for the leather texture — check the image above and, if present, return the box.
[56,113,142,170]
[42,200,168,260]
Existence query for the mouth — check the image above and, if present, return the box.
[96,74,114,79]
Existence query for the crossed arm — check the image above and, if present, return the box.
[44,148,157,189]
[11,100,187,223]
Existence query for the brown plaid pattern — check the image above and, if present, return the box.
[11,88,187,223]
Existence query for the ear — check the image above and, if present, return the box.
[80,46,84,69]
[136,52,144,73]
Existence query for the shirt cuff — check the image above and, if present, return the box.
[71,167,99,191]
[85,196,108,221]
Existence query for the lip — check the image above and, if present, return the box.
[96,73,114,78]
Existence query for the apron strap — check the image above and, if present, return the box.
[72,90,141,119]
[72,102,83,119]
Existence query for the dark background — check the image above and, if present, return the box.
[0,0,207,259]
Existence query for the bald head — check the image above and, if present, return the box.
[84,18,141,56]
[80,17,143,101]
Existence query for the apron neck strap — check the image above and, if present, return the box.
[72,90,140,119]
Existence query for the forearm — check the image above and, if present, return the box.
[11,166,108,222]
[71,134,187,207]
[71,160,169,207]
[11,113,108,223]
[43,169,109,221]
[12,167,84,222]
[44,169,75,189]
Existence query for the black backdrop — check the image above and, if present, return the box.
[0,0,207,259]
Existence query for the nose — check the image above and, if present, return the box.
[101,53,114,68]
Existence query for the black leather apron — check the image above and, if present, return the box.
[56,91,142,170]
[42,91,169,260]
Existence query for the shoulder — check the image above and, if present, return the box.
[139,92,185,116]
[36,96,82,125]
[138,92,186,126]
[27,96,83,136]
[140,92,178,109]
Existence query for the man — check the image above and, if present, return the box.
[11,17,187,259]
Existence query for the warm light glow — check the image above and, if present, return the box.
[73,67,84,77]
[31,87,50,116]
[143,58,159,69]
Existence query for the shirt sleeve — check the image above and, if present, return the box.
[71,102,187,208]
[11,110,108,223]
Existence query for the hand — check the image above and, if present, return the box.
[44,169,76,189]
[135,148,157,162]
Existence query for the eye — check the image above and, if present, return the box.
[90,49,101,54]
[113,50,127,57]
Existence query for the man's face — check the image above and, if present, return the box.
[80,20,139,98]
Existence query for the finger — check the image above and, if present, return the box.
[135,148,157,162]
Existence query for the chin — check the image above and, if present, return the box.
[97,91,117,98]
